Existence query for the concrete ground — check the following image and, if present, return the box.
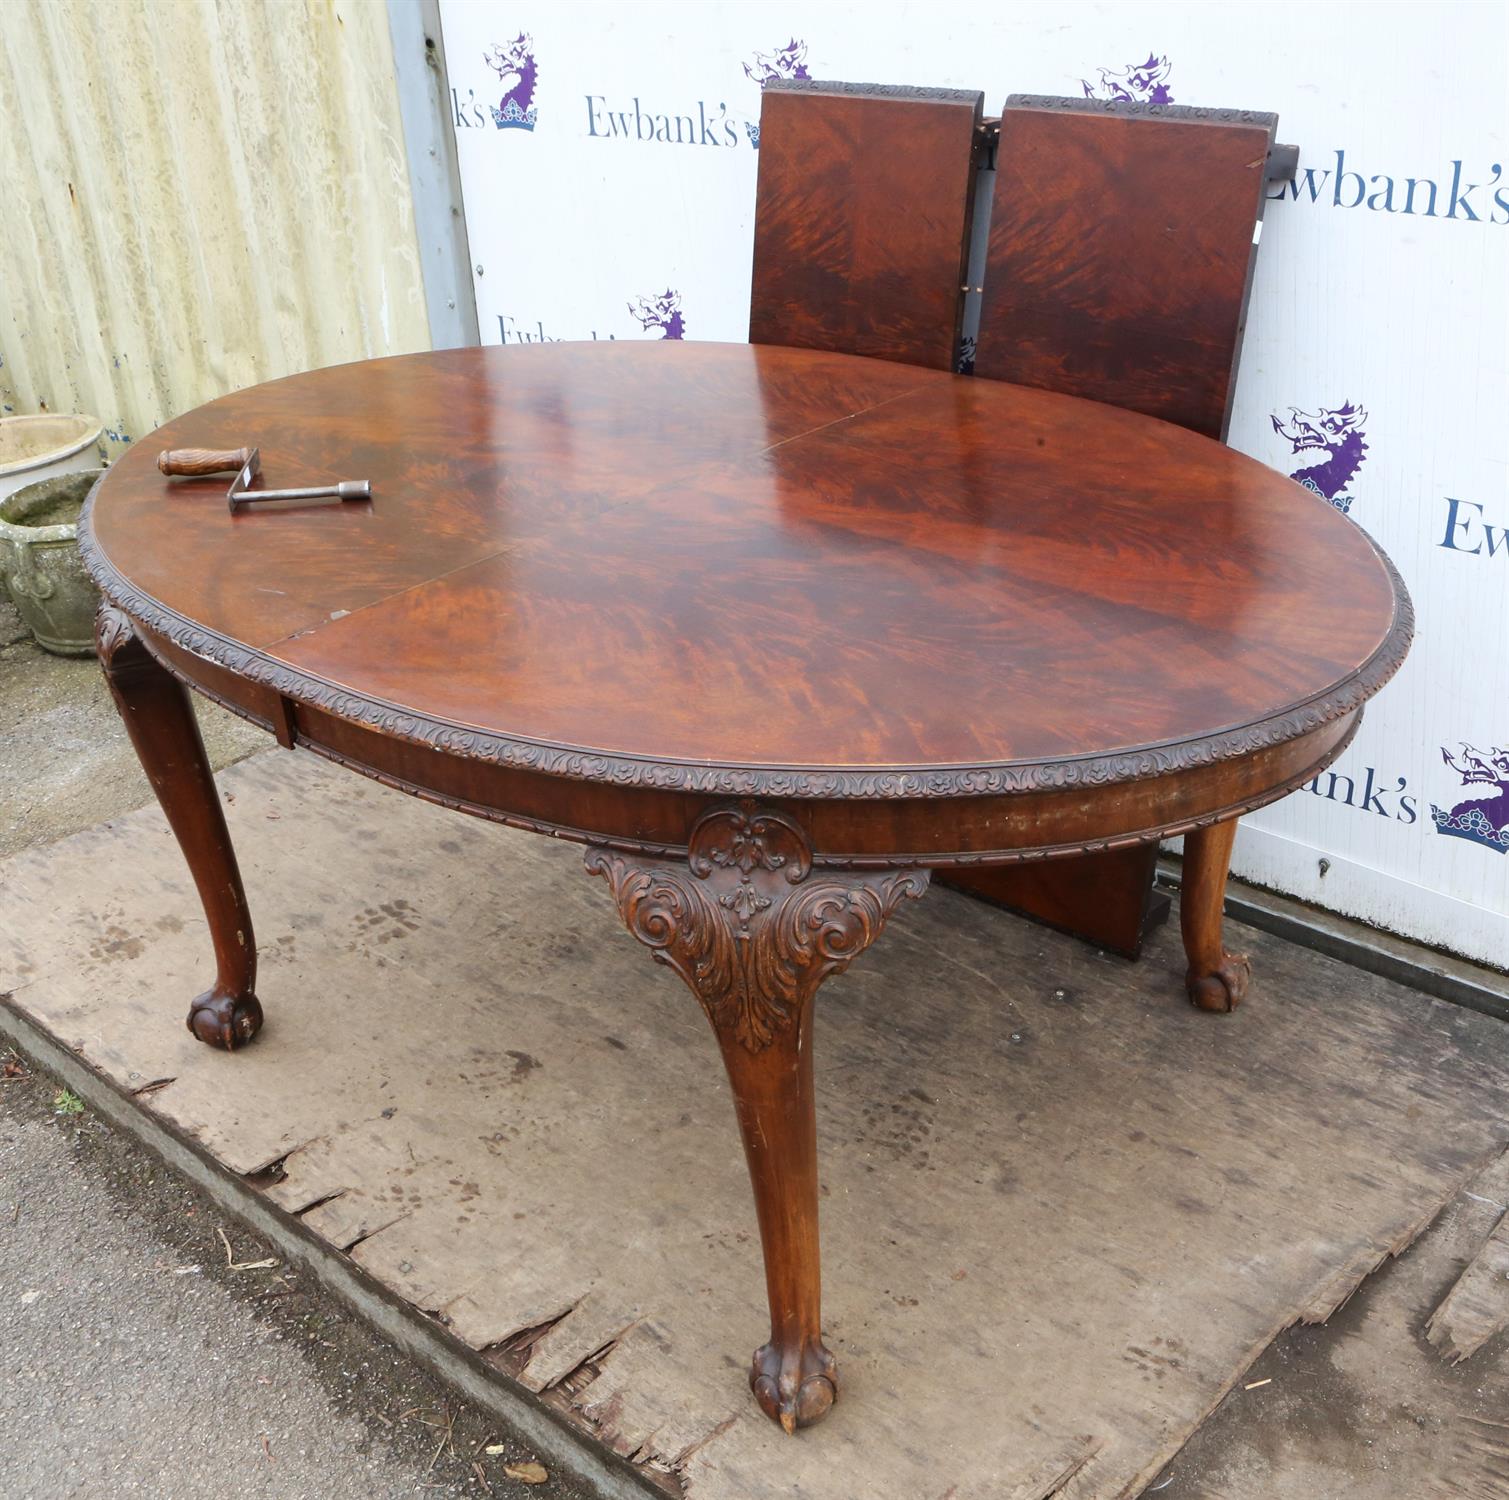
[0,597,265,859]
[0,1047,593,1500]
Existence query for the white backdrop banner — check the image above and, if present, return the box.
[439,0,1508,967]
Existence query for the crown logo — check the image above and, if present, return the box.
[1431,742,1509,854]
[485,34,538,132]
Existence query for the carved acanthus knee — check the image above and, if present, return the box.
[584,802,929,1053]
[95,601,146,676]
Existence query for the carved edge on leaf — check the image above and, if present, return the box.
[586,803,930,1052]
[78,473,1412,802]
[1005,94,1279,129]
[765,79,984,108]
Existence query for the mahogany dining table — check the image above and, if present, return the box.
[80,341,1411,1433]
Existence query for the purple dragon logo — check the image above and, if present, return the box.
[628,289,685,341]
[742,39,810,148]
[1432,743,1509,854]
[1081,53,1174,105]
[743,39,811,87]
[485,34,538,131]
[1271,402,1370,514]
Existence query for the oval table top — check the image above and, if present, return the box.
[82,342,1409,797]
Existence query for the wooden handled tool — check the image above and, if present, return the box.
[158,446,372,513]
[158,447,256,477]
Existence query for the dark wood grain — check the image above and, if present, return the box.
[749,81,983,371]
[943,845,1169,958]
[966,95,1284,948]
[976,96,1277,439]
[84,344,1400,783]
[82,342,1409,1434]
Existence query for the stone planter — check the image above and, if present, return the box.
[0,470,105,655]
[0,414,104,502]
[0,414,104,610]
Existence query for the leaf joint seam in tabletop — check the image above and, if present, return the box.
[754,382,935,457]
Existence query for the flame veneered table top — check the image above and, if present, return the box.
[83,342,1409,796]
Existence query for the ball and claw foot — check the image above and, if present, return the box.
[751,1339,838,1434]
[1186,952,1252,1013]
[187,989,264,1050]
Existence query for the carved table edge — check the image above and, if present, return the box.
[1003,94,1279,129]
[85,589,1364,866]
[78,479,1412,804]
[569,706,1365,868]
[764,79,985,107]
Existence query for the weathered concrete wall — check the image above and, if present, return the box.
[0,0,431,454]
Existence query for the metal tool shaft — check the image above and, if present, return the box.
[232,480,371,505]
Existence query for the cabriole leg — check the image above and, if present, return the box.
[1181,817,1251,1013]
[586,801,928,1432]
[95,606,262,1049]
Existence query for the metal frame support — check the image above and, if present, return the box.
[1266,142,1301,183]
[386,0,480,349]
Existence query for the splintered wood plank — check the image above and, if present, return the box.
[4,750,1508,1500]
[1427,1151,1509,1364]
[1294,1183,1496,1328]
